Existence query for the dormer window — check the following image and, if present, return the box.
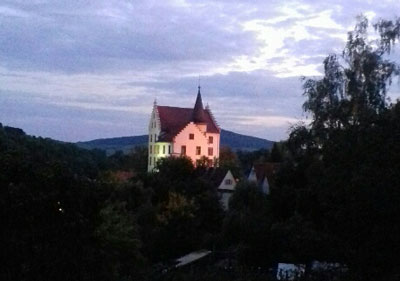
[225,179,232,185]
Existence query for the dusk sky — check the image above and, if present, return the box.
[1,0,400,142]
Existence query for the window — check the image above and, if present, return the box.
[225,179,232,185]
[208,147,213,156]
[149,145,152,154]
[149,157,152,165]
[168,145,171,154]
[181,145,186,155]
[150,135,152,142]
[196,146,201,155]
[208,136,213,144]
[154,134,157,141]
[155,145,159,154]
[189,133,194,140]
[163,145,165,154]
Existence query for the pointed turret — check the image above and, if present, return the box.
[192,86,206,123]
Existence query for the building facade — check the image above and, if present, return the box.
[148,87,220,171]
[217,170,238,209]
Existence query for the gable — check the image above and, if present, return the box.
[218,170,237,191]
[175,122,208,142]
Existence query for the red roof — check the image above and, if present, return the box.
[157,106,220,141]
[253,163,280,185]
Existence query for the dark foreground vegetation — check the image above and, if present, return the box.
[2,16,400,281]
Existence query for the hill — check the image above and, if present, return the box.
[76,129,274,154]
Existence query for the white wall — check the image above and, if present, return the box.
[218,170,236,191]
[218,171,237,209]
[220,192,233,210]
[148,107,161,172]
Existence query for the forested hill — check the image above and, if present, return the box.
[220,129,274,151]
[76,129,274,154]
[0,123,108,177]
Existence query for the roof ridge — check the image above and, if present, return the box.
[157,105,192,110]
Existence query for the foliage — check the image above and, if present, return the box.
[302,16,400,138]
[219,146,242,177]
[95,200,145,279]
[142,156,225,262]
[0,125,144,281]
[107,146,148,173]
[222,182,274,265]
[276,15,400,280]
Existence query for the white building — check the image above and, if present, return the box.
[217,170,237,209]
[148,87,220,172]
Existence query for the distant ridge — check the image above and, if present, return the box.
[76,129,274,154]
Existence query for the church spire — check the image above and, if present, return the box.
[192,86,206,123]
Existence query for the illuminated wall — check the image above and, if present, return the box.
[173,122,219,166]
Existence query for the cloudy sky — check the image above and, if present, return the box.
[1,0,399,142]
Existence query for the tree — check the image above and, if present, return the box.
[280,16,400,279]
[222,182,273,266]
[95,201,144,280]
[219,146,242,177]
[140,156,224,262]
[270,142,283,162]
[302,16,400,139]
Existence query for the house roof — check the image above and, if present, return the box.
[175,250,212,268]
[197,167,238,188]
[157,105,220,142]
[251,163,280,185]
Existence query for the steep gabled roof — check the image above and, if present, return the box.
[156,106,220,141]
[196,167,237,188]
[249,162,280,186]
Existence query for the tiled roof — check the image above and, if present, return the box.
[252,163,279,185]
[196,167,236,187]
[157,106,220,141]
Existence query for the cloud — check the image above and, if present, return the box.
[0,1,259,73]
[1,0,400,142]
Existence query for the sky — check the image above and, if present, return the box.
[1,0,400,142]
